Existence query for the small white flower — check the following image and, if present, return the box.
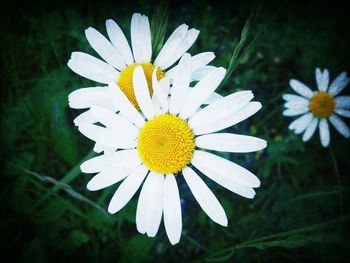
[68,13,219,128]
[77,55,266,245]
[283,68,350,147]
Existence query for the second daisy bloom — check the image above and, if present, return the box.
[283,68,350,147]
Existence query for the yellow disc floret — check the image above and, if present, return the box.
[117,62,165,110]
[309,92,336,118]
[137,114,195,174]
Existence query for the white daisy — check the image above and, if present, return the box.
[68,13,219,129]
[283,68,350,147]
[76,54,266,245]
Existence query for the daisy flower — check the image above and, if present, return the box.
[77,54,266,244]
[68,13,219,130]
[283,69,350,147]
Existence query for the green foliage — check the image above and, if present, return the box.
[1,0,349,262]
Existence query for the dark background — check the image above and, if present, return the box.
[1,0,350,262]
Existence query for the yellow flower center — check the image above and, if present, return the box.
[309,92,336,118]
[117,62,165,110]
[137,114,195,174]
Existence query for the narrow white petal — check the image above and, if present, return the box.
[189,91,253,130]
[90,106,139,140]
[169,53,192,114]
[73,109,97,126]
[146,173,164,237]
[329,114,350,138]
[108,82,145,127]
[191,66,218,82]
[93,143,104,153]
[85,27,126,70]
[152,69,168,114]
[162,28,199,70]
[131,13,152,63]
[289,79,314,98]
[282,93,307,102]
[68,87,116,110]
[192,102,262,135]
[195,133,267,153]
[319,118,330,147]
[136,172,164,235]
[315,68,329,92]
[191,150,260,188]
[203,92,223,105]
[179,67,226,120]
[67,52,120,84]
[335,96,350,109]
[284,98,309,109]
[335,109,350,118]
[282,106,309,116]
[78,124,118,148]
[154,24,189,70]
[86,150,140,191]
[190,52,215,71]
[302,117,318,142]
[108,164,148,214]
[133,66,155,120]
[81,152,117,173]
[106,19,134,65]
[288,113,313,134]
[329,71,349,96]
[182,167,228,226]
[163,174,182,245]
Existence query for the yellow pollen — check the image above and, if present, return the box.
[137,114,195,174]
[309,92,336,118]
[117,62,165,110]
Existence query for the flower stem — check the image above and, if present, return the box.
[329,145,343,214]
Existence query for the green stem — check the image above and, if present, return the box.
[329,145,343,214]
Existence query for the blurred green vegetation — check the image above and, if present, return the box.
[1,0,350,262]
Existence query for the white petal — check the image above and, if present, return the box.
[169,53,192,114]
[302,117,318,142]
[78,123,136,149]
[179,67,226,120]
[86,150,140,191]
[289,79,314,98]
[106,19,134,65]
[68,86,116,110]
[131,13,152,63]
[108,164,148,214]
[315,68,329,92]
[90,106,139,139]
[133,66,155,120]
[191,66,218,82]
[67,52,120,84]
[329,114,350,138]
[163,28,199,70]
[93,143,104,153]
[152,69,169,114]
[282,93,307,102]
[282,106,309,116]
[284,98,309,109]
[189,91,253,130]
[195,133,267,153]
[329,71,349,96]
[73,109,97,126]
[288,113,313,134]
[163,174,182,245]
[319,118,330,147]
[136,172,164,236]
[335,96,350,109]
[108,82,145,127]
[182,167,227,226]
[190,52,215,71]
[191,150,260,188]
[192,102,262,135]
[335,109,350,118]
[203,92,223,105]
[85,27,126,70]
